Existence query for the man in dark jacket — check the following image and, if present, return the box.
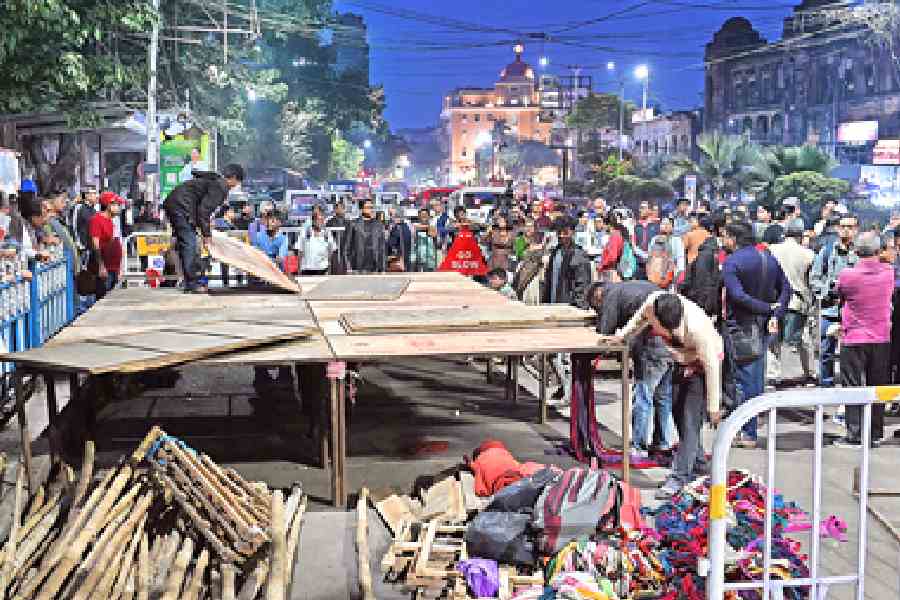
[162,164,244,293]
[679,234,722,318]
[345,198,386,273]
[543,216,592,405]
[387,212,413,272]
[722,221,791,447]
[589,280,676,456]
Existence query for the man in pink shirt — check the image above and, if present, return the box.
[835,231,894,447]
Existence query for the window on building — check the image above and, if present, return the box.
[461,149,468,157]
[488,113,495,121]
[681,134,689,150]
[461,115,468,123]
[642,140,649,154]
[866,62,877,94]
[734,81,744,109]
[756,115,768,138]
[474,114,480,122]
[743,117,753,133]
[772,114,784,137]
[671,136,678,153]
[653,141,659,154]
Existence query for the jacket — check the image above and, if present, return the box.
[161,172,229,237]
[68,203,95,250]
[254,230,289,267]
[682,227,711,265]
[679,236,722,318]
[617,292,724,414]
[769,238,815,313]
[598,229,624,272]
[837,257,893,345]
[541,243,591,308]
[722,244,791,325]
[633,219,659,259]
[595,281,659,335]
[810,240,857,318]
[345,216,386,273]
[387,221,413,271]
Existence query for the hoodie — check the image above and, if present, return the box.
[161,171,229,237]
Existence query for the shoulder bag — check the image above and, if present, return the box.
[727,250,767,365]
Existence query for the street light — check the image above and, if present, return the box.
[608,62,625,160]
[634,64,649,121]
[247,89,257,102]
[363,139,372,149]
[606,61,616,71]
[539,56,549,68]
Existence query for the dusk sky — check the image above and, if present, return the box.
[334,0,803,131]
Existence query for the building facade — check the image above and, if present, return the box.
[632,110,702,163]
[442,45,554,185]
[705,0,900,161]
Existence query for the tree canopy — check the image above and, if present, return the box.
[566,93,633,133]
[773,171,850,205]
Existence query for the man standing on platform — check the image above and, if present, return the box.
[162,163,245,293]
[88,192,126,299]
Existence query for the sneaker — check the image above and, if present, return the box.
[870,439,882,449]
[831,436,862,449]
[655,479,681,500]
[732,435,757,449]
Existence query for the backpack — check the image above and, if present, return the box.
[531,468,617,554]
[617,240,636,280]
[680,244,723,317]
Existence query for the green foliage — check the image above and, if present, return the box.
[567,93,633,133]
[497,139,559,181]
[329,132,363,179]
[280,98,327,173]
[585,155,632,197]
[696,132,768,200]
[756,145,837,204]
[773,171,850,205]
[605,175,674,208]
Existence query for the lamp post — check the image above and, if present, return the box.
[635,65,649,120]
[608,62,626,161]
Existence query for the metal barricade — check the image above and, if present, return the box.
[29,252,75,347]
[706,386,899,600]
[0,276,32,378]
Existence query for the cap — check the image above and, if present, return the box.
[781,196,799,208]
[833,204,849,216]
[20,179,37,194]
[99,191,126,207]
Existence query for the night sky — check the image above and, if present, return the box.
[333,0,803,131]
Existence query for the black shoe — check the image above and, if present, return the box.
[871,439,882,449]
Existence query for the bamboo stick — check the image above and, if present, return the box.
[160,536,192,600]
[182,548,209,600]
[25,486,45,520]
[284,496,307,595]
[33,464,135,600]
[0,465,26,594]
[119,564,136,600]
[221,565,236,600]
[356,488,375,600]
[266,491,286,600]
[9,504,61,583]
[95,513,147,600]
[150,531,182,598]
[137,533,149,600]
[73,441,95,506]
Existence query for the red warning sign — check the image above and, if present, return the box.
[438,227,488,276]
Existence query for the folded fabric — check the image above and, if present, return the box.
[457,558,500,598]
[467,440,547,496]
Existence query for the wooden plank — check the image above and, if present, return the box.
[202,336,335,364]
[340,306,593,335]
[208,234,302,294]
[327,328,625,361]
[303,277,410,301]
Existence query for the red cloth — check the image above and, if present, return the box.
[598,230,624,272]
[467,440,545,496]
[88,213,122,273]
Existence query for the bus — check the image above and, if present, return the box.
[417,187,457,207]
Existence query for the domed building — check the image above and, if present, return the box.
[441,44,555,185]
[704,0,900,158]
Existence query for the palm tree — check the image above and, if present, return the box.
[756,144,837,203]
[696,131,766,201]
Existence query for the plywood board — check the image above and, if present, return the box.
[339,305,593,334]
[4,323,316,374]
[302,276,410,301]
[208,234,301,294]
[327,327,625,361]
[202,336,335,364]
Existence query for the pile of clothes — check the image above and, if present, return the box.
[644,469,847,600]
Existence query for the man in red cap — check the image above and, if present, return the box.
[88,191,125,299]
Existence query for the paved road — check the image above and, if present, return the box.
[2,348,898,599]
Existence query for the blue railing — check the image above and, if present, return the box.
[0,251,76,375]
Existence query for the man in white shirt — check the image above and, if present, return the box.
[295,207,335,275]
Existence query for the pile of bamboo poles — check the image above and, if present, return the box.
[0,426,307,600]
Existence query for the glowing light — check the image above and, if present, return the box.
[607,61,616,71]
[363,139,372,149]
[475,131,492,147]
[539,56,549,68]
[247,89,257,101]
[635,65,649,80]
[513,43,524,55]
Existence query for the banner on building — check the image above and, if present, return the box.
[438,227,488,276]
[837,121,878,144]
[873,140,900,165]
[160,132,212,200]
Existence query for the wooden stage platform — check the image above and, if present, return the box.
[4,272,630,506]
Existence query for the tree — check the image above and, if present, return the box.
[756,145,837,204]
[696,132,767,201]
[567,93,634,133]
[329,132,363,180]
[604,175,674,210]
[773,171,850,206]
[279,98,327,173]
[585,155,632,197]
[497,140,560,181]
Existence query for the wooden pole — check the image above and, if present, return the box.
[266,490,286,600]
[73,440,95,507]
[160,536,193,600]
[0,464,26,592]
[620,345,632,485]
[14,372,34,492]
[356,488,375,600]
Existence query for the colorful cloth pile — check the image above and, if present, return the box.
[644,469,845,600]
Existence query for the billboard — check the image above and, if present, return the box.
[873,140,900,165]
[837,120,878,144]
[684,174,697,204]
[159,132,212,200]
[859,165,900,207]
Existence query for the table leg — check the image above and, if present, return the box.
[14,371,34,492]
[329,370,347,508]
[486,356,494,384]
[511,357,519,405]
[539,354,548,425]
[620,346,632,486]
[44,372,58,462]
